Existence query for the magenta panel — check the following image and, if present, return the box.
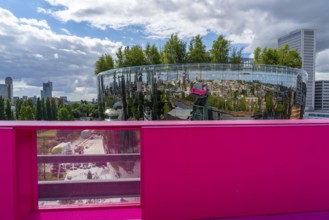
[16,129,37,220]
[142,127,187,220]
[0,128,16,220]
[185,125,329,218]
[25,207,141,220]
[142,123,329,220]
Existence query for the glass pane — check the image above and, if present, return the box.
[37,129,140,208]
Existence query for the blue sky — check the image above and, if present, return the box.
[0,0,329,101]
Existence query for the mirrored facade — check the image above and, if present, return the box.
[97,63,307,120]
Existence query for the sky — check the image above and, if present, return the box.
[0,0,329,101]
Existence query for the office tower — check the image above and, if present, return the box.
[0,77,13,100]
[278,29,316,111]
[41,81,53,99]
[0,84,8,99]
[314,80,329,110]
[5,77,13,100]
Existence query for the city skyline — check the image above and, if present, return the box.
[1,1,329,101]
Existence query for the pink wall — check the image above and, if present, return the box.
[142,123,329,220]
[2,121,329,220]
[0,128,16,220]
[16,129,37,220]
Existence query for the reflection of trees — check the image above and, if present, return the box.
[101,67,305,120]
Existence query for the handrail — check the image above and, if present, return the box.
[39,179,140,200]
[97,62,307,82]
[38,154,140,163]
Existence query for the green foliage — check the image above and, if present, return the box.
[265,91,273,112]
[127,45,146,66]
[51,99,57,120]
[277,44,302,68]
[19,105,34,120]
[46,98,52,120]
[15,98,23,120]
[115,47,125,68]
[230,47,244,64]
[115,46,146,67]
[211,35,230,63]
[145,44,161,65]
[95,101,104,120]
[57,106,74,121]
[95,54,114,75]
[163,34,187,64]
[5,99,13,120]
[276,103,285,113]
[36,98,43,120]
[0,96,5,120]
[237,97,247,111]
[208,95,227,110]
[261,48,278,65]
[188,35,207,63]
[253,44,302,68]
[254,47,261,64]
[42,99,47,120]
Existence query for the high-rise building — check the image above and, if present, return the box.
[278,29,316,111]
[41,81,53,99]
[0,77,13,100]
[314,80,329,111]
[5,77,13,100]
[0,84,8,99]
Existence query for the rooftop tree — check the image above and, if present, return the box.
[163,34,187,64]
[95,54,114,75]
[188,35,207,63]
[253,44,302,68]
[145,44,161,65]
[211,35,230,63]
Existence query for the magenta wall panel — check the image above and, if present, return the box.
[142,127,187,220]
[0,128,16,220]
[142,123,329,220]
[16,129,37,220]
[25,208,141,220]
[186,125,329,219]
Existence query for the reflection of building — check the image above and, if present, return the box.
[97,63,307,120]
[315,80,329,111]
[304,111,329,119]
[278,29,316,111]
[0,77,13,100]
[41,81,53,99]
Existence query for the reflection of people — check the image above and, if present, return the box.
[120,130,136,153]
[87,170,92,179]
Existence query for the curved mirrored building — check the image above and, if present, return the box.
[97,63,307,120]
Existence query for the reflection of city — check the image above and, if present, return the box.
[98,63,307,120]
[37,129,140,207]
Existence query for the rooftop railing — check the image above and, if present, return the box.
[98,63,307,80]
[2,120,329,220]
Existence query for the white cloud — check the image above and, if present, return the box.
[38,0,329,52]
[316,49,329,80]
[33,54,45,59]
[0,8,122,101]
[61,28,71,35]
[227,29,255,45]
[19,18,50,29]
